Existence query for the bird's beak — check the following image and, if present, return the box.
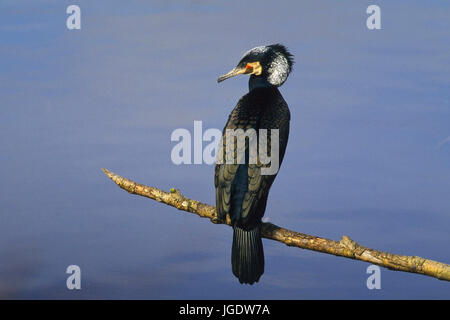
[217,66,250,83]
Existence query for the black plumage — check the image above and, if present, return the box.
[215,44,293,284]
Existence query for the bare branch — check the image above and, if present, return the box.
[102,168,450,282]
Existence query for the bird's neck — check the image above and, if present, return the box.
[249,75,274,91]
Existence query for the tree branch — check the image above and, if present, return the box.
[102,168,450,282]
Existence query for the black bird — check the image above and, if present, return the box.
[215,44,293,284]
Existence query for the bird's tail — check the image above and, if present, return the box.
[232,224,264,284]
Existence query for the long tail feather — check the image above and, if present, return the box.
[232,225,264,284]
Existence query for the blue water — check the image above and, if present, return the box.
[0,0,449,299]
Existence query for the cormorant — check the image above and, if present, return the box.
[215,44,293,284]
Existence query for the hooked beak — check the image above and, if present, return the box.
[217,66,252,83]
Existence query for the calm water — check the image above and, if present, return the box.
[0,0,449,299]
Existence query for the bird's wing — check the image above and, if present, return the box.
[215,90,290,226]
[214,103,253,222]
[214,155,238,221]
[239,131,279,224]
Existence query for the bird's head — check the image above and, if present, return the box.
[218,44,294,87]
